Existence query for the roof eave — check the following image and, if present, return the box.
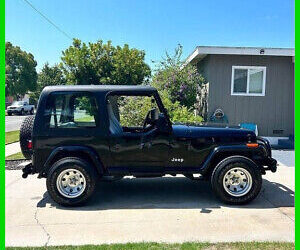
[185,46,295,65]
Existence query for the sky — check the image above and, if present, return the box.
[6,0,294,71]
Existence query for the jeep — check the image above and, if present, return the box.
[20,85,277,206]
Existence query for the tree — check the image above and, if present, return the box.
[151,45,205,108]
[30,63,66,105]
[61,39,151,85]
[5,42,37,98]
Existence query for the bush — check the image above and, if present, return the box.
[117,90,202,127]
[159,90,203,124]
[151,45,205,109]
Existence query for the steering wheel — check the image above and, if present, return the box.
[143,110,153,131]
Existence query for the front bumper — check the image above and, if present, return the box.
[256,137,277,173]
[7,109,21,113]
[264,157,277,173]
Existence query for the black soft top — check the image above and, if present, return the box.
[42,85,157,95]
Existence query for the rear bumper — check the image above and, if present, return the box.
[20,161,34,178]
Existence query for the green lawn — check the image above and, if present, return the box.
[5,242,295,250]
[5,152,25,160]
[5,130,20,145]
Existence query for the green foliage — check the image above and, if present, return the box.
[5,42,37,98]
[117,92,202,127]
[30,63,66,105]
[159,90,203,124]
[61,39,151,85]
[152,44,205,108]
[118,96,153,127]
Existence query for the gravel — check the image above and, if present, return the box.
[5,159,28,170]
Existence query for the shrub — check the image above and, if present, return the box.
[151,45,205,109]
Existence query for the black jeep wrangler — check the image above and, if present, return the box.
[20,85,277,206]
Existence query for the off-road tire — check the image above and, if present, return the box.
[211,156,262,205]
[46,157,98,206]
[19,115,35,159]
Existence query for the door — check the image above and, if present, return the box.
[107,94,171,173]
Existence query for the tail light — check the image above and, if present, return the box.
[27,140,32,149]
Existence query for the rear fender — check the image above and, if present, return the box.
[42,146,104,177]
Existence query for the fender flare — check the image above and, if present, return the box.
[42,145,104,176]
[199,144,266,175]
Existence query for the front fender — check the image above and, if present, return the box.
[200,144,267,175]
[42,145,104,176]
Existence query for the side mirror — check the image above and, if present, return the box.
[150,108,159,122]
[156,114,171,133]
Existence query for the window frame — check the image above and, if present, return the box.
[231,66,266,96]
[106,93,161,129]
[45,91,100,130]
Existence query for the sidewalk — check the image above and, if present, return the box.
[5,142,21,157]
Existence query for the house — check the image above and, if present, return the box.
[185,46,294,143]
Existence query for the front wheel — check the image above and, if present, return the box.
[46,157,98,206]
[211,156,262,204]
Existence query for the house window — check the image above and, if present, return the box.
[231,66,266,96]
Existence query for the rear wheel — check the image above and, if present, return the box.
[7,112,12,116]
[211,156,262,204]
[46,157,98,206]
[30,108,34,115]
[19,115,35,159]
[20,109,24,115]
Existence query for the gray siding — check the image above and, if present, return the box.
[197,55,294,137]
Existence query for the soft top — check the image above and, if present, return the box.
[42,85,157,94]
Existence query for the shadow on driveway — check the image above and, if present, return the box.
[37,177,294,211]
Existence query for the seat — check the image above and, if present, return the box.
[107,102,123,135]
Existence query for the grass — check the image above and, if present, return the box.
[5,242,295,250]
[5,130,20,145]
[5,152,25,160]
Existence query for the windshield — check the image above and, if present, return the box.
[12,101,23,105]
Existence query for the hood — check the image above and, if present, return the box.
[172,124,256,141]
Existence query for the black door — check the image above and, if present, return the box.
[109,128,171,173]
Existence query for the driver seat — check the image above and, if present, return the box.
[107,102,123,135]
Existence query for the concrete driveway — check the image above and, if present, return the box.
[5,151,294,247]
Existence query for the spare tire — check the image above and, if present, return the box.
[20,115,35,159]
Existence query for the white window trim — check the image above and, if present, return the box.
[231,66,266,96]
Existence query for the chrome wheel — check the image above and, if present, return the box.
[223,167,252,197]
[56,169,86,198]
